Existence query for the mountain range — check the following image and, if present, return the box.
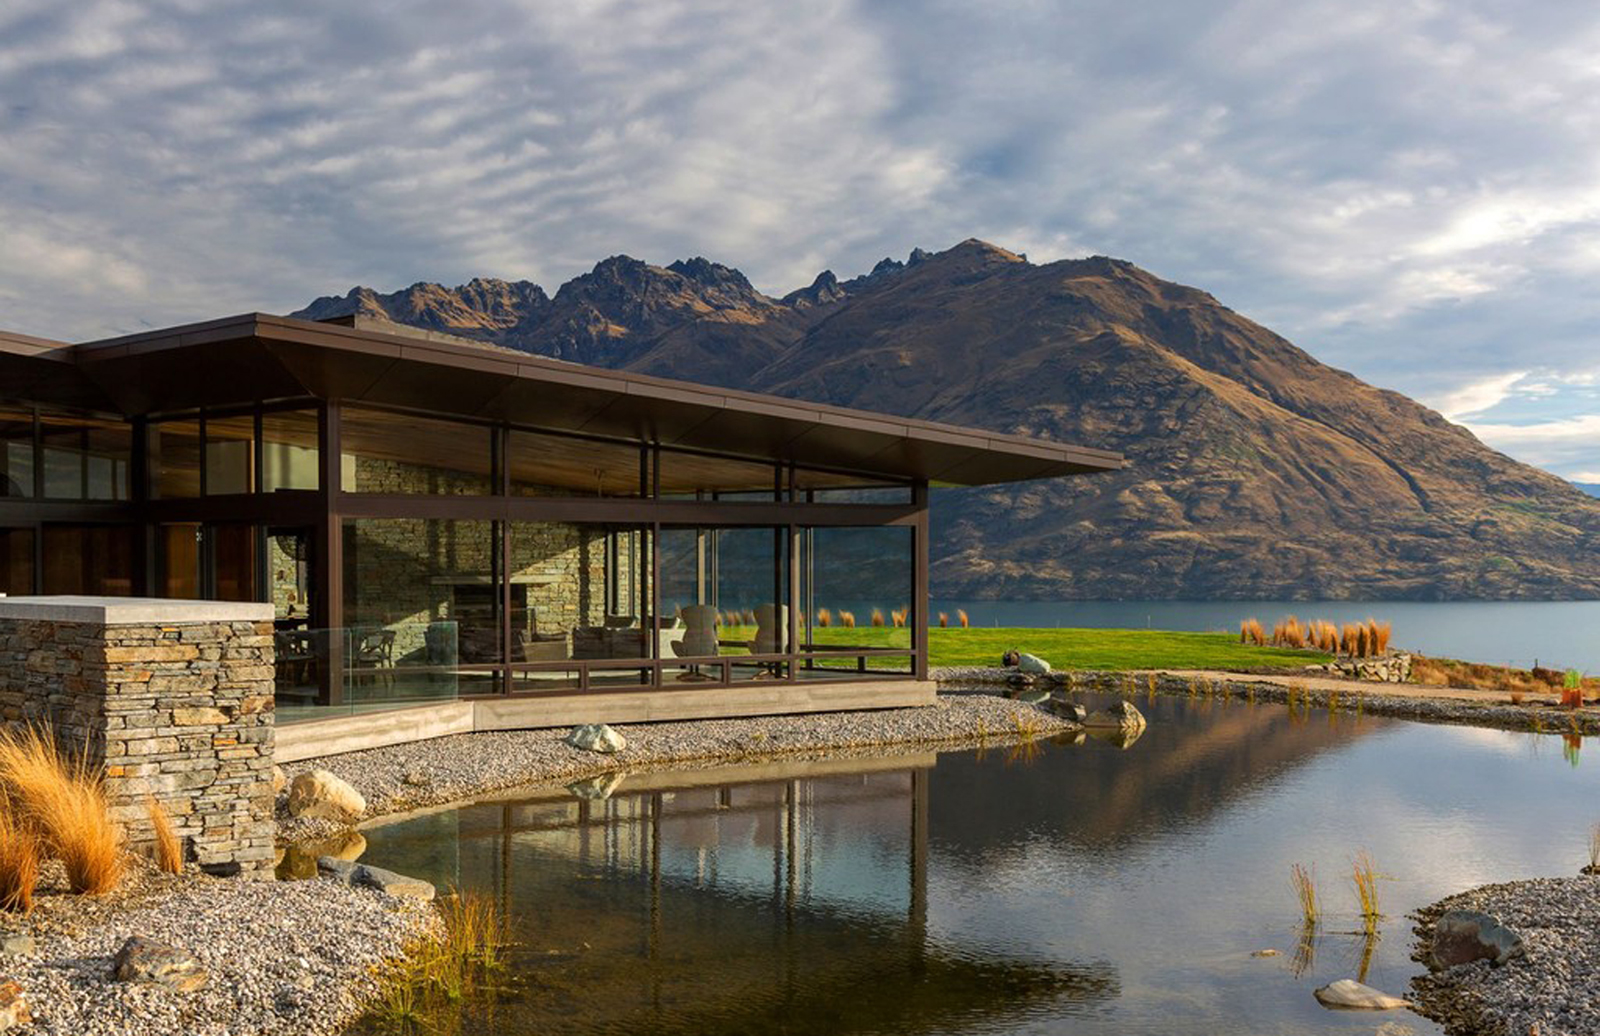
[295,240,1600,600]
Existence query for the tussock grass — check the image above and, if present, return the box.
[891,608,907,628]
[146,797,182,874]
[1352,850,1381,936]
[1240,618,1266,646]
[816,608,831,628]
[1369,619,1391,655]
[870,608,885,628]
[0,727,123,895]
[957,609,969,629]
[1012,710,1045,740]
[0,810,39,913]
[839,610,856,629]
[376,888,515,1026]
[1290,863,1319,927]
[938,612,949,628]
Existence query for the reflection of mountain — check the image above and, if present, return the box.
[928,694,1381,863]
[357,764,1117,1036]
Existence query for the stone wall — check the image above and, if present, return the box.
[0,597,276,877]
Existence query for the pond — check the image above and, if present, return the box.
[346,691,1599,1035]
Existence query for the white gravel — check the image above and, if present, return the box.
[2,860,438,1036]
[1412,876,1600,1036]
[279,692,1072,843]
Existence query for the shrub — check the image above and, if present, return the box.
[1290,863,1318,926]
[0,810,39,913]
[0,727,123,895]
[1352,850,1381,936]
[146,797,182,875]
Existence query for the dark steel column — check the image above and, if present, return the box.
[912,481,930,680]
[315,401,344,706]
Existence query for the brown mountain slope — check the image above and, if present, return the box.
[295,240,1600,600]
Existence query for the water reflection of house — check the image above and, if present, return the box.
[0,315,1121,751]
[366,756,1118,1035]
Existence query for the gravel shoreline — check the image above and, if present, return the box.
[279,692,1076,844]
[1,859,437,1036]
[1411,876,1600,1036]
[935,667,1600,736]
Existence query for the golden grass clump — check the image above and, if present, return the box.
[840,610,856,628]
[816,608,831,628]
[0,810,39,914]
[938,612,949,628]
[0,726,124,895]
[957,609,970,628]
[891,608,906,628]
[1369,619,1391,655]
[870,608,885,627]
[1240,618,1266,646]
[146,796,182,875]
[1352,850,1381,936]
[1271,615,1305,649]
[1290,863,1319,927]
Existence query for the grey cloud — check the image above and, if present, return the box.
[3,0,1600,470]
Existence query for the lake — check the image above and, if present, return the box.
[348,690,1599,1035]
[932,598,1600,673]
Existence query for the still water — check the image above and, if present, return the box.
[351,692,1599,1036]
[932,598,1600,672]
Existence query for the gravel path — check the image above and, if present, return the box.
[1411,876,1600,1036]
[4,860,437,1036]
[280,693,1073,843]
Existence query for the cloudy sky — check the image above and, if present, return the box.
[3,0,1599,478]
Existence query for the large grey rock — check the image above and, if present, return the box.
[1313,979,1412,1010]
[0,981,28,1030]
[1084,700,1147,733]
[271,765,287,795]
[317,857,436,902]
[1047,699,1088,723]
[1017,652,1051,675]
[286,769,365,821]
[1429,909,1525,969]
[111,936,209,993]
[566,723,626,754]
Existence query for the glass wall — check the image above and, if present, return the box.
[658,451,776,499]
[205,415,255,495]
[153,419,203,498]
[262,411,319,491]
[0,407,31,498]
[41,413,131,500]
[341,408,491,495]
[342,518,499,698]
[0,528,33,595]
[40,525,135,596]
[506,522,653,692]
[509,430,642,497]
[801,526,914,673]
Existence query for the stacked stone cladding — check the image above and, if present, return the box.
[0,611,275,877]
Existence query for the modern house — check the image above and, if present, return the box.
[0,312,1120,751]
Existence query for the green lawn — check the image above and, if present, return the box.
[723,624,1330,671]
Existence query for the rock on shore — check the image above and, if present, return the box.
[3,868,437,1036]
[1413,876,1600,1035]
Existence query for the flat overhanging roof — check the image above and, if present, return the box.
[2,312,1123,488]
